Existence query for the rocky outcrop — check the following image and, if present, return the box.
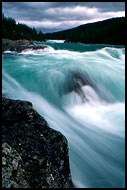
[2,97,73,188]
[2,39,47,53]
[2,143,30,188]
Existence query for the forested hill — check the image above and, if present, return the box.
[2,14,45,41]
[45,17,125,45]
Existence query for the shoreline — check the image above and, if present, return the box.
[2,38,47,53]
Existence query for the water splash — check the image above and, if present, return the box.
[2,42,125,188]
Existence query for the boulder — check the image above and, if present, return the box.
[63,71,96,103]
[2,97,73,188]
[2,39,47,53]
[64,39,70,43]
[2,143,30,188]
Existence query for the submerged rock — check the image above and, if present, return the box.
[2,97,73,188]
[2,39,47,53]
[64,39,71,43]
[63,71,95,103]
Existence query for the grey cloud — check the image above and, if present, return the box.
[2,2,93,22]
[2,2,125,33]
[2,2,125,18]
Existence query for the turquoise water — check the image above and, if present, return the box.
[2,40,125,188]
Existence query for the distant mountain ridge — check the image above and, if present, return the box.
[45,17,125,45]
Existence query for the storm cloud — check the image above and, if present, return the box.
[2,2,125,33]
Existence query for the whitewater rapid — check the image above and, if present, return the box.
[2,40,125,188]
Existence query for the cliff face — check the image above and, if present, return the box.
[2,97,73,188]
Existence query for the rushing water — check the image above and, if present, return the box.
[2,40,125,188]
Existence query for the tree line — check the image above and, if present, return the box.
[2,14,125,45]
[45,17,125,45]
[2,13,45,41]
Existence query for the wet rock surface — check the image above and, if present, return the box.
[63,71,96,103]
[2,39,47,53]
[2,96,73,188]
[2,143,30,188]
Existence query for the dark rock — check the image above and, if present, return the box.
[2,97,73,188]
[2,143,30,188]
[2,39,47,53]
[64,39,70,43]
[63,71,95,103]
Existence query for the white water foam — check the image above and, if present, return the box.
[20,46,55,55]
[4,50,17,54]
[65,100,124,137]
[3,46,55,55]
[2,44,125,188]
[47,39,65,43]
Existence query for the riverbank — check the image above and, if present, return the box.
[2,39,47,53]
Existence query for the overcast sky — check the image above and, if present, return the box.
[2,2,125,33]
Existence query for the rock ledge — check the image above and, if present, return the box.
[2,39,47,52]
[2,97,73,188]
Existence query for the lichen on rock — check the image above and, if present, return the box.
[2,96,73,188]
[2,143,30,188]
